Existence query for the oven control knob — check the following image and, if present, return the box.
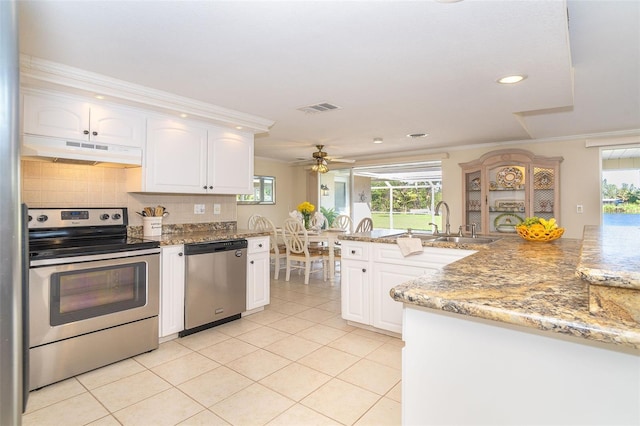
[112,213,122,220]
[37,215,48,222]
[28,215,32,222]
[100,214,110,220]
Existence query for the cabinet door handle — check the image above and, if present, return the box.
[203,185,208,189]
[178,252,183,256]
[351,250,356,254]
[362,268,366,273]
[208,186,213,189]
[250,260,254,264]
[83,130,89,135]
[92,131,98,136]
[258,243,263,248]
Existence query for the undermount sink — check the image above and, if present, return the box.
[434,236,499,244]
[391,232,439,241]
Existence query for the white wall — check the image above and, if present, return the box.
[443,138,601,239]
[26,138,606,238]
[236,157,303,229]
[267,138,603,239]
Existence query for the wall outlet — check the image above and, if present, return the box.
[194,204,205,214]
[213,204,221,215]
[576,204,584,214]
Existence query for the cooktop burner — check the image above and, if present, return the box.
[27,207,160,260]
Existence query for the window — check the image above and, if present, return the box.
[237,176,275,204]
[601,147,640,227]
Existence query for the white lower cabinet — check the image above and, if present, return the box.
[341,241,475,334]
[246,237,270,311]
[371,263,431,333]
[341,259,371,325]
[159,245,185,338]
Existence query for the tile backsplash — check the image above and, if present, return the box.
[21,160,238,226]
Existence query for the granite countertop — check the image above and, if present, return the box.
[339,228,518,251]
[576,225,640,289]
[354,228,640,350]
[141,228,270,246]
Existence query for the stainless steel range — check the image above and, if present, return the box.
[27,207,160,390]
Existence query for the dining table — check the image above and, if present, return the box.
[306,228,346,285]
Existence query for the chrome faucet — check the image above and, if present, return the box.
[434,201,451,235]
[428,222,439,235]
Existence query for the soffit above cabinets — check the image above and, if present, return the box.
[19,55,275,135]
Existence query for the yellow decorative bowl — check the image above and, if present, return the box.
[516,225,565,242]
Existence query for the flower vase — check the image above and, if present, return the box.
[303,214,311,230]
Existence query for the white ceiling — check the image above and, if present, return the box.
[17,0,640,165]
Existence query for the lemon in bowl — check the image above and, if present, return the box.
[516,217,564,242]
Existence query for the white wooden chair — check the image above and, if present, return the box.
[355,217,374,233]
[247,214,262,230]
[254,216,286,279]
[282,218,327,284]
[332,214,353,232]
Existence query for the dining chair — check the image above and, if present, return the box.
[332,214,353,232]
[254,216,286,279]
[311,212,329,231]
[355,217,374,233]
[282,218,327,284]
[247,214,262,230]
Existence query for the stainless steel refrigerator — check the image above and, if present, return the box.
[1,0,28,424]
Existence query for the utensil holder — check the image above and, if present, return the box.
[143,217,162,236]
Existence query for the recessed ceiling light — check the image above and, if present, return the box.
[373,137,383,144]
[235,126,243,130]
[497,75,527,84]
[94,95,105,100]
[407,133,429,138]
[179,113,188,118]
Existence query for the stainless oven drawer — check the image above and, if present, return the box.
[29,250,160,347]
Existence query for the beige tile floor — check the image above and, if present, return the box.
[23,269,403,426]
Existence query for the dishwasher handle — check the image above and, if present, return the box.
[184,239,248,256]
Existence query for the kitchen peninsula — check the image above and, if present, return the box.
[376,226,640,425]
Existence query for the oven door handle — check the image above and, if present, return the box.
[30,248,161,267]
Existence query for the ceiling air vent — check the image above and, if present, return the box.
[297,102,342,114]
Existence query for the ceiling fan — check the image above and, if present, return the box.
[308,145,355,173]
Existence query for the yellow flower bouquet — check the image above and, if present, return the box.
[297,201,315,229]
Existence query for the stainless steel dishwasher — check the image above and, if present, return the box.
[181,239,248,336]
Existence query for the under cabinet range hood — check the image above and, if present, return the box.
[21,135,142,167]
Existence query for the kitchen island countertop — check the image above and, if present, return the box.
[343,227,640,350]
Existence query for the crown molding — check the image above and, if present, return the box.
[19,55,275,134]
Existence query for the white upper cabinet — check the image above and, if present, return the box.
[23,92,145,148]
[132,117,254,194]
[143,118,209,193]
[208,128,254,194]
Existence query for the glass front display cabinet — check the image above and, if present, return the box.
[460,149,562,235]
